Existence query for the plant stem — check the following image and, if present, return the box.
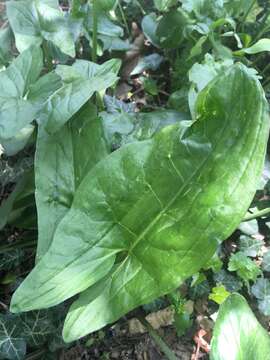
[135,0,146,15]
[137,313,178,360]
[91,0,98,63]
[252,8,270,43]
[118,0,130,36]
[261,61,270,76]
[25,349,46,360]
[43,41,53,72]
[243,208,270,222]
[240,0,256,29]
[0,240,36,254]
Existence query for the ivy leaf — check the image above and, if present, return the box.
[251,278,270,316]
[228,252,261,283]
[262,250,270,272]
[10,65,269,342]
[203,252,222,273]
[7,0,75,57]
[238,219,259,236]
[214,270,242,292]
[0,46,43,140]
[209,285,230,305]
[0,314,26,360]
[20,311,55,347]
[0,251,24,272]
[189,280,210,299]
[210,293,270,360]
[239,235,264,257]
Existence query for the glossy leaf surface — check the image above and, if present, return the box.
[7,0,75,57]
[0,46,43,139]
[11,66,269,343]
[39,59,120,134]
[35,103,109,261]
[210,293,270,360]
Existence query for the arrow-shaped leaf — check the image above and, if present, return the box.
[210,293,270,360]
[10,65,269,343]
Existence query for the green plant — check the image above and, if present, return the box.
[1,1,270,359]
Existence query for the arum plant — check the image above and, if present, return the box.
[9,63,269,344]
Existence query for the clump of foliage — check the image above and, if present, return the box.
[1,0,270,359]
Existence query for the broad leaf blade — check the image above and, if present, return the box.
[210,293,270,360]
[11,66,269,342]
[0,46,43,139]
[35,103,109,261]
[40,59,120,133]
[7,0,75,57]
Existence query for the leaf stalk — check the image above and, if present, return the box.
[91,0,98,63]
[137,313,178,360]
[243,207,270,222]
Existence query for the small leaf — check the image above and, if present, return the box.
[104,95,135,114]
[203,252,222,273]
[239,235,264,257]
[244,39,270,54]
[251,278,270,316]
[210,293,270,360]
[238,219,259,236]
[209,285,230,305]
[0,27,13,67]
[20,311,55,347]
[131,54,164,76]
[228,252,261,283]
[0,314,26,360]
[214,270,242,292]
[262,250,270,272]
[1,125,34,156]
[156,10,187,49]
[141,13,161,48]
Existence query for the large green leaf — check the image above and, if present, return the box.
[35,108,184,261]
[35,103,109,261]
[35,60,121,260]
[0,46,43,139]
[210,293,270,360]
[7,0,75,57]
[11,65,269,342]
[38,59,120,133]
